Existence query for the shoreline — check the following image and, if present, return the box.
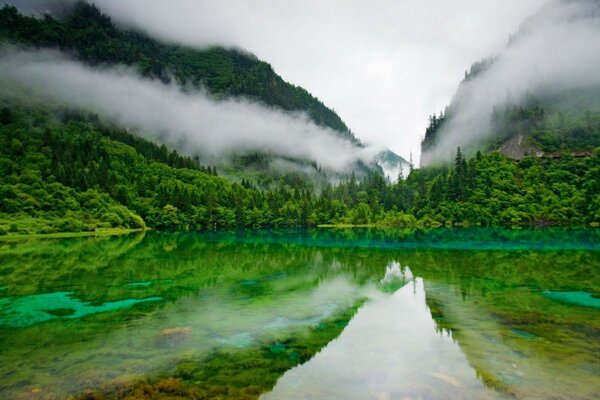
[0,223,597,241]
[318,222,599,229]
[0,228,147,241]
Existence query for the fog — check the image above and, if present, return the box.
[4,0,545,165]
[0,48,382,171]
[421,0,600,165]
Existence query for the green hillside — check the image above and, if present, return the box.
[421,0,600,160]
[0,2,598,234]
[1,103,598,235]
[422,61,600,158]
[0,2,356,141]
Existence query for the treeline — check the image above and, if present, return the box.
[1,105,598,235]
[492,102,600,152]
[422,102,600,157]
[0,3,355,140]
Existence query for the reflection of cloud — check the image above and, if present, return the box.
[263,279,495,399]
[380,261,413,285]
[0,274,369,398]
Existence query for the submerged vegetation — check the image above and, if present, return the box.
[0,230,598,399]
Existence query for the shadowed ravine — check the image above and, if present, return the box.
[0,229,598,399]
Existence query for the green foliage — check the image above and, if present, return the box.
[0,1,598,233]
[0,3,355,140]
[421,72,600,156]
[0,104,597,235]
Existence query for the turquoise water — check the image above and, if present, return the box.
[0,228,598,399]
[0,291,162,327]
[543,290,600,308]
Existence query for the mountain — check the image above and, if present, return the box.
[0,2,353,139]
[0,2,406,182]
[2,1,594,233]
[374,150,410,182]
[420,0,600,166]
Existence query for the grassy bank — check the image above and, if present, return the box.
[0,228,146,241]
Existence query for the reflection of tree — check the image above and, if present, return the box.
[1,230,598,399]
[0,232,146,297]
[413,250,600,399]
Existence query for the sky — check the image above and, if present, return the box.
[85,0,547,164]
[420,0,600,165]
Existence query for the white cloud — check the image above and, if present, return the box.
[0,48,382,170]
[85,0,546,164]
[421,0,600,164]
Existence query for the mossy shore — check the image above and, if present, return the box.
[0,228,146,241]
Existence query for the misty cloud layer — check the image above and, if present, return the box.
[422,0,600,164]
[7,0,545,164]
[0,48,381,171]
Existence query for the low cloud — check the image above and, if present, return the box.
[422,0,600,164]
[0,48,382,171]
[5,0,546,165]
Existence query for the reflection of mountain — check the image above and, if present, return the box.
[0,234,374,399]
[264,278,499,400]
[422,281,600,400]
[1,231,599,399]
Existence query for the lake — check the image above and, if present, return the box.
[0,229,599,399]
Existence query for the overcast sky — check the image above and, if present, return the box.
[91,0,548,162]
[17,0,548,162]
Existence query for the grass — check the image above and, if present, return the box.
[0,228,146,241]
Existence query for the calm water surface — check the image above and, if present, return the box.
[0,229,599,399]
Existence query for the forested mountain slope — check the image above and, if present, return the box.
[1,103,598,235]
[0,2,353,139]
[0,2,411,182]
[0,1,597,234]
[421,0,600,165]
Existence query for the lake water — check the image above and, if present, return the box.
[0,229,599,399]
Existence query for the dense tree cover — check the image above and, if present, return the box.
[492,101,600,153]
[0,104,598,235]
[421,111,447,153]
[0,3,356,141]
[0,4,597,234]
[423,100,600,157]
[422,56,600,157]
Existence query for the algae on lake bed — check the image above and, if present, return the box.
[0,291,162,327]
[0,229,598,399]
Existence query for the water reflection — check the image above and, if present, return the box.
[0,229,598,399]
[264,274,501,400]
[0,273,368,398]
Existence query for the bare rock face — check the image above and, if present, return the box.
[498,134,543,160]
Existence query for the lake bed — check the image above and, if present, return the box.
[0,229,598,399]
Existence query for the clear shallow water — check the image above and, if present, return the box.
[0,229,598,399]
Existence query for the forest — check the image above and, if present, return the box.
[0,3,355,140]
[1,104,598,236]
[0,3,599,235]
